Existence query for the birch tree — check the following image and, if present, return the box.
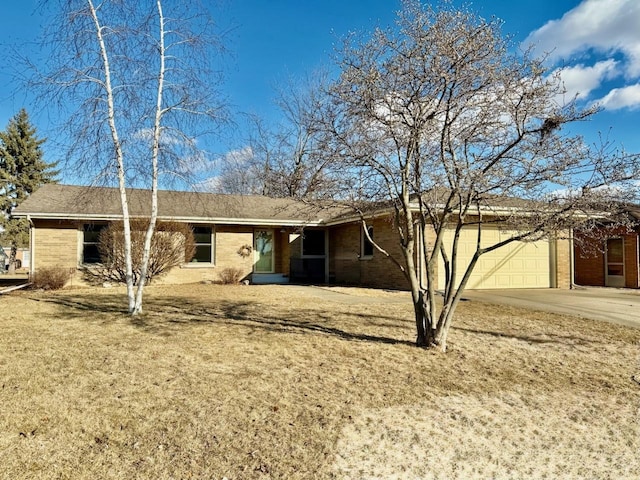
[36,0,226,314]
[324,1,640,350]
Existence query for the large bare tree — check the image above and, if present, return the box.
[323,1,640,350]
[216,74,337,199]
[34,0,226,314]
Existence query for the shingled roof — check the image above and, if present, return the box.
[13,184,346,226]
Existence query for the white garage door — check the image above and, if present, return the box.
[437,226,551,290]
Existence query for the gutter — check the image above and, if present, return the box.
[13,212,326,228]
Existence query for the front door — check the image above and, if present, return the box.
[254,229,274,273]
[605,238,625,287]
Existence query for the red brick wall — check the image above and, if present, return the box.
[624,234,639,288]
[574,229,640,288]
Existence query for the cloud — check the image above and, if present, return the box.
[193,176,223,193]
[218,146,254,167]
[552,60,619,102]
[524,0,640,76]
[594,83,640,110]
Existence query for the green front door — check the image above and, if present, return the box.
[254,229,274,273]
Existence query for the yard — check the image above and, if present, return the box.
[1,284,638,479]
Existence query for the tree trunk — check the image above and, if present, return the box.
[414,290,428,347]
[8,243,17,274]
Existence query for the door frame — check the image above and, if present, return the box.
[254,229,275,274]
[605,237,625,287]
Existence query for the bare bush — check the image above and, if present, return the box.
[218,267,244,285]
[32,266,74,290]
[94,220,195,285]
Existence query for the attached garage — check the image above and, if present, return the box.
[437,226,552,290]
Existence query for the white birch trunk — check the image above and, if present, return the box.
[132,0,165,315]
[88,0,136,312]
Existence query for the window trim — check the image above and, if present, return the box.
[185,225,215,267]
[81,223,106,265]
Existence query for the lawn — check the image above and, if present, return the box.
[1,284,638,479]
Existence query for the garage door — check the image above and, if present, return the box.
[437,226,551,290]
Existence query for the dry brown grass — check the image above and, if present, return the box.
[1,284,638,479]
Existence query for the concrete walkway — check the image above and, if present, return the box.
[460,287,640,329]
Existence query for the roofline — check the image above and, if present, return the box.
[324,203,550,226]
[14,212,326,227]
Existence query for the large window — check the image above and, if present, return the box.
[302,229,325,256]
[191,226,213,263]
[83,224,105,264]
[362,225,374,258]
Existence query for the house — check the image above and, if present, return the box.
[1,247,30,270]
[573,207,640,289]
[13,184,572,290]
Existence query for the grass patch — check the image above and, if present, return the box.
[1,284,638,479]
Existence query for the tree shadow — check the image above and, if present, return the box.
[453,326,592,346]
[37,293,416,347]
[35,291,596,349]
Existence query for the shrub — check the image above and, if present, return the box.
[32,266,74,290]
[93,219,196,285]
[218,267,244,285]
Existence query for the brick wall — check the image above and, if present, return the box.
[555,236,571,289]
[330,217,409,290]
[146,224,249,285]
[574,229,640,288]
[32,219,80,270]
[624,234,639,288]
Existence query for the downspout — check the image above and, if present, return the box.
[27,215,35,280]
[636,232,640,288]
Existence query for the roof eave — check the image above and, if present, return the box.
[14,212,326,227]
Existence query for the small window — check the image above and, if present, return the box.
[302,230,325,256]
[191,226,213,263]
[362,225,374,258]
[83,224,105,264]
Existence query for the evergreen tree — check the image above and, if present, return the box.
[0,109,58,272]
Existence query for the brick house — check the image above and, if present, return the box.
[14,184,572,290]
[574,208,640,289]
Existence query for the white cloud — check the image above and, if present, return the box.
[219,146,254,167]
[553,60,619,102]
[194,176,223,193]
[594,83,640,110]
[525,0,640,76]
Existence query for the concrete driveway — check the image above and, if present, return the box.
[460,287,640,329]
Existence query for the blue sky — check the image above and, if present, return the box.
[1,0,639,184]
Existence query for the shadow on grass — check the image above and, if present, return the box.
[453,326,592,346]
[34,291,595,348]
[37,293,416,347]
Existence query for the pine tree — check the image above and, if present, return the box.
[0,109,58,273]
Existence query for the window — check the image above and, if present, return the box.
[83,224,105,264]
[362,225,374,258]
[191,226,213,263]
[302,229,325,256]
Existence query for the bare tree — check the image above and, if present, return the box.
[323,1,640,350]
[216,74,337,199]
[33,0,227,314]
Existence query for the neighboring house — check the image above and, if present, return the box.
[574,208,640,289]
[1,247,30,271]
[13,184,572,290]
